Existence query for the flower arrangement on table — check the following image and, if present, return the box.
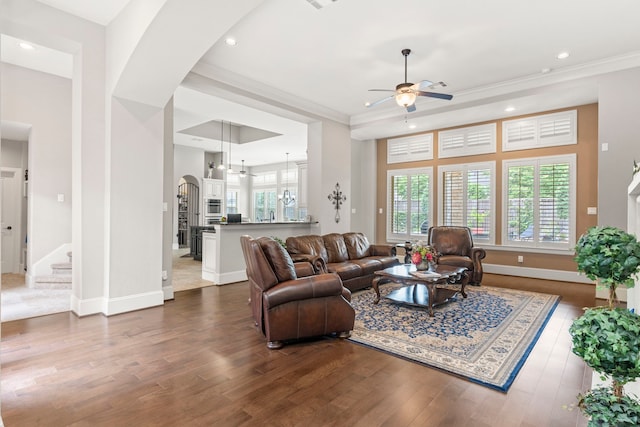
[411,241,438,270]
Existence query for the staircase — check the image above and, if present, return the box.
[33,252,72,289]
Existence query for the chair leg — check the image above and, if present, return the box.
[267,340,283,349]
[337,331,352,339]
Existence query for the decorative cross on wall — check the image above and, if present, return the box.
[328,182,346,223]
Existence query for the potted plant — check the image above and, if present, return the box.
[570,226,640,426]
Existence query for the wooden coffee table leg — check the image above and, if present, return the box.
[426,283,435,317]
[372,277,382,304]
[460,272,469,298]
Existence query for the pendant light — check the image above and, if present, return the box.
[227,121,233,172]
[217,120,225,170]
[279,152,296,207]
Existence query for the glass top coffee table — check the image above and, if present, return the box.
[372,264,469,316]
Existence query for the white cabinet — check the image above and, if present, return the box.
[203,179,224,199]
[202,231,217,280]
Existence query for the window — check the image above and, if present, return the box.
[438,162,495,244]
[253,189,277,222]
[279,168,298,221]
[438,123,496,158]
[387,167,433,241]
[502,110,577,151]
[226,190,238,214]
[502,154,576,249]
[253,171,278,222]
[387,133,434,164]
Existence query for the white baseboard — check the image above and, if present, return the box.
[70,294,103,317]
[70,291,165,316]
[202,269,247,285]
[483,263,594,284]
[163,285,174,300]
[105,291,164,316]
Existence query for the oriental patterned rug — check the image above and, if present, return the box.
[348,283,559,392]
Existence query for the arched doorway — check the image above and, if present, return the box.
[177,175,200,249]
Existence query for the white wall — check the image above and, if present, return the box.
[0,63,72,273]
[350,139,376,242]
[307,119,352,234]
[598,67,640,229]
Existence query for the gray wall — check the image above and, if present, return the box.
[598,67,640,229]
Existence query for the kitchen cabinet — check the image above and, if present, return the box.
[203,179,224,199]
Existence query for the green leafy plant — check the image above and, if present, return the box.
[570,308,640,389]
[578,387,640,427]
[570,226,640,426]
[575,226,640,306]
[271,236,286,249]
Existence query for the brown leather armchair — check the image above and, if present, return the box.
[240,235,355,349]
[427,226,487,285]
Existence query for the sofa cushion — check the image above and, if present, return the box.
[257,237,297,282]
[327,262,362,281]
[323,233,349,263]
[343,232,371,259]
[438,255,474,270]
[348,258,382,275]
[366,255,399,270]
[286,235,328,263]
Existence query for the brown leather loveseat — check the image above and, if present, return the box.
[285,232,399,292]
[240,235,355,349]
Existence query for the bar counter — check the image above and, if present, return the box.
[202,222,320,285]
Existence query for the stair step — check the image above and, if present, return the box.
[51,262,72,270]
[33,275,72,289]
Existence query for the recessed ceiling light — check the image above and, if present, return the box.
[225,37,237,46]
[556,51,570,60]
[505,106,515,112]
[18,42,34,50]
[408,124,417,129]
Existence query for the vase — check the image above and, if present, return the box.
[415,260,436,271]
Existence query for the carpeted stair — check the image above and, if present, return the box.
[33,252,72,289]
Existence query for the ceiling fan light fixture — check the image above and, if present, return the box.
[395,85,416,107]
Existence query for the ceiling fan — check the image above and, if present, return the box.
[229,160,256,178]
[366,48,453,113]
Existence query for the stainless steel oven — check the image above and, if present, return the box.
[204,216,220,225]
[205,198,222,216]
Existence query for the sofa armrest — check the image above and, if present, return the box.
[263,273,346,309]
[369,244,397,257]
[293,261,315,278]
[470,247,486,263]
[289,254,327,274]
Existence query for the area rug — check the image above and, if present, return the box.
[348,283,559,392]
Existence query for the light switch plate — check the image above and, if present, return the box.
[587,207,597,215]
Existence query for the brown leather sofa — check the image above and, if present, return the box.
[427,226,486,285]
[240,235,355,349]
[285,232,399,292]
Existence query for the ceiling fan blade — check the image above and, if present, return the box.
[366,95,394,108]
[410,80,434,91]
[406,104,417,113]
[417,91,453,100]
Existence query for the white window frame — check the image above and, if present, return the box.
[386,167,434,242]
[438,161,496,245]
[501,154,576,250]
[438,123,496,159]
[387,133,434,164]
[502,110,577,151]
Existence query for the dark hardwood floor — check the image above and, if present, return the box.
[1,274,595,426]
